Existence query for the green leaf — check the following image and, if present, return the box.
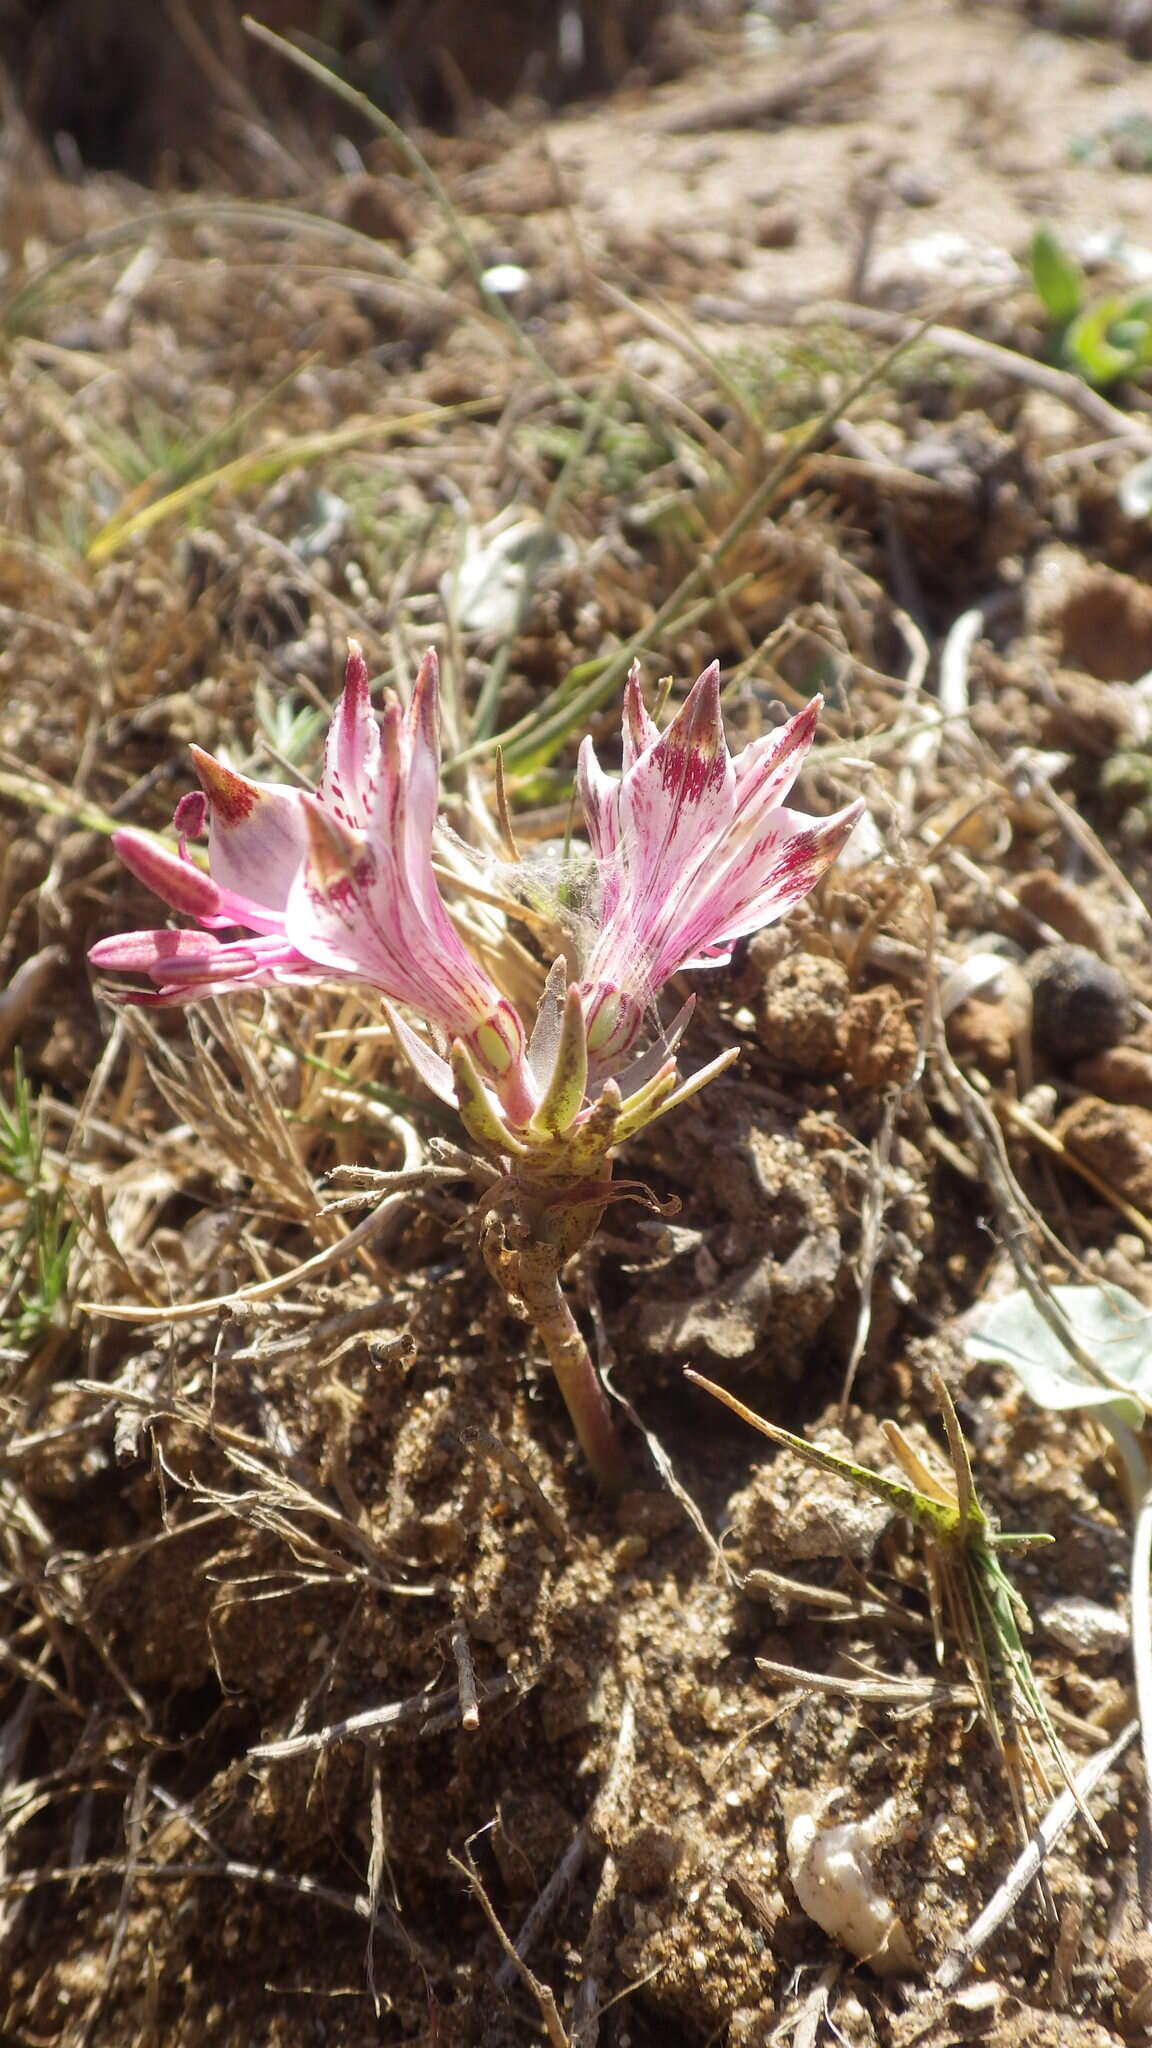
[1030,225,1084,323]
[1063,297,1144,384]
[1108,315,1152,365]
[687,1366,1078,1840]
[686,1369,968,1541]
[966,1282,1152,1429]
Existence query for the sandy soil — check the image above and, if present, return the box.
[7,3,1152,2043]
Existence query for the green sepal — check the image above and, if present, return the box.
[450,1039,529,1156]
[530,984,589,1138]
[562,1084,621,1177]
[614,1046,740,1143]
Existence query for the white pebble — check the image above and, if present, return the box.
[783,1792,916,1976]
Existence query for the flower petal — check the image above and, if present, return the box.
[317,640,380,831]
[675,799,866,965]
[617,662,732,906]
[582,667,734,986]
[283,799,381,977]
[190,748,310,911]
[577,662,861,1032]
[380,999,458,1106]
[397,648,442,890]
[89,927,226,975]
[621,658,658,770]
[285,796,526,1061]
[111,827,293,938]
[730,695,822,818]
[576,732,622,869]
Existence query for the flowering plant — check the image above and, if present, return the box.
[91,643,861,1483]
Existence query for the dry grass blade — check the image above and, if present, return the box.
[74,1381,427,1595]
[837,307,1152,451]
[246,1673,527,1762]
[450,314,937,771]
[8,10,1152,2030]
[1000,1093,1152,1250]
[492,1695,636,1999]
[85,397,497,564]
[0,200,431,332]
[241,14,538,361]
[930,997,1137,1404]
[755,1657,978,1711]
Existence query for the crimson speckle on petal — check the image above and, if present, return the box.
[663,741,726,806]
[190,749,259,824]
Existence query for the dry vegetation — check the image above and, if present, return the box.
[10,3,1152,2043]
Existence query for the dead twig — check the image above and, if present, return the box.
[248,1674,526,1762]
[756,1657,977,1711]
[459,1424,569,1550]
[450,1613,481,1732]
[450,1840,570,2047]
[659,36,881,134]
[491,1696,637,2002]
[934,1719,1139,1991]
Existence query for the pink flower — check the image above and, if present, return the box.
[89,646,534,1121]
[91,645,861,1153]
[574,661,863,1063]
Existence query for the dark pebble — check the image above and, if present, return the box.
[1026,943,1136,1064]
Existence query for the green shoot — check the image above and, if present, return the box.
[293,1044,459,1136]
[0,1053,78,1358]
[1030,224,1152,388]
[84,396,496,565]
[687,1366,1090,1849]
[1030,225,1084,325]
[252,679,328,773]
[966,1279,1152,1886]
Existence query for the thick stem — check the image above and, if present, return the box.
[514,1254,629,1490]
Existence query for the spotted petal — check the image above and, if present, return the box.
[189,750,310,912]
[577,669,862,1033]
[317,640,380,830]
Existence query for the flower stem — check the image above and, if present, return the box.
[514,1255,629,1490]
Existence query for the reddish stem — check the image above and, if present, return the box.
[514,1252,629,1490]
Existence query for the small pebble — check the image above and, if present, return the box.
[756,952,847,1073]
[1035,1595,1128,1658]
[1073,1045,1152,1108]
[1015,868,1110,954]
[1055,1095,1152,1209]
[889,166,943,207]
[783,1791,916,1976]
[1026,944,1136,1064]
[754,206,801,248]
[945,961,1032,1076]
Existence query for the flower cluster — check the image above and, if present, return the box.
[91,643,862,1161]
